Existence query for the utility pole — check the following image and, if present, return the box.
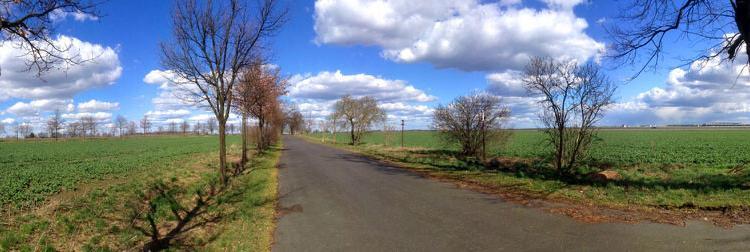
[401,120,405,148]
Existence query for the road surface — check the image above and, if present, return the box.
[273,136,750,251]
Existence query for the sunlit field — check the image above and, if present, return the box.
[0,135,284,250]
[0,135,239,209]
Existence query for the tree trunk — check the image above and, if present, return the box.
[349,121,355,145]
[240,114,248,165]
[736,1,750,52]
[556,126,565,176]
[258,117,265,151]
[332,118,336,144]
[218,120,227,185]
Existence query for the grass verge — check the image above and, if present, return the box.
[0,142,282,251]
[203,145,281,251]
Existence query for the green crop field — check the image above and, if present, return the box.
[308,129,750,209]
[0,135,283,251]
[0,136,239,210]
[312,129,750,168]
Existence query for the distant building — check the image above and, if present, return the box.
[701,122,747,127]
[666,124,700,127]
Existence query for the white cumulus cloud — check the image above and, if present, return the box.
[287,70,438,128]
[77,99,119,113]
[606,48,750,125]
[50,9,99,22]
[5,99,74,117]
[144,109,193,124]
[0,35,122,101]
[62,112,113,122]
[289,70,436,102]
[314,0,603,72]
[143,69,203,111]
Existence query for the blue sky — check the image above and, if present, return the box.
[1,0,748,133]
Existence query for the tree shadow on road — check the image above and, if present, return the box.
[335,153,437,181]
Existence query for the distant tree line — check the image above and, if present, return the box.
[0,111,250,140]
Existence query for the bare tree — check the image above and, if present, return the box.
[235,60,287,153]
[168,121,178,134]
[267,98,285,144]
[180,120,189,135]
[333,95,386,145]
[115,115,128,137]
[66,121,81,138]
[46,109,64,139]
[227,123,235,135]
[12,122,20,139]
[0,123,5,138]
[193,122,203,135]
[127,121,137,136]
[80,116,97,137]
[78,117,87,137]
[433,92,511,160]
[140,115,151,135]
[608,0,750,76]
[328,110,341,144]
[234,62,259,160]
[107,123,117,137]
[285,106,304,135]
[523,57,616,177]
[161,0,286,184]
[0,0,101,76]
[206,118,217,135]
[18,122,33,139]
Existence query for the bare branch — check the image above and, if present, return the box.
[608,0,750,78]
[523,57,616,177]
[333,95,386,145]
[432,92,511,160]
[0,0,102,77]
[161,0,286,184]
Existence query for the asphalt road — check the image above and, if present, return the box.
[273,136,750,252]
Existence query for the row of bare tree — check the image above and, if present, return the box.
[159,0,287,185]
[2,111,107,139]
[132,0,289,249]
[3,0,746,184]
[302,57,612,180]
[0,111,234,140]
[233,59,288,165]
[432,57,615,178]
[0,0,290,188]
